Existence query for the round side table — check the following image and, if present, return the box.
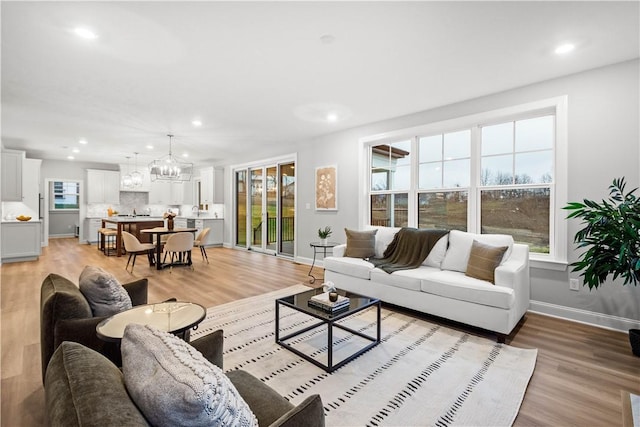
[308,241,339,284]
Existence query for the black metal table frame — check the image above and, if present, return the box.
[275,298,381,373]
[308,242,339,284]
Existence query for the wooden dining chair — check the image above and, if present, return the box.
[121,231,156,273]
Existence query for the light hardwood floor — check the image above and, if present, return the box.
[1,238,638,426]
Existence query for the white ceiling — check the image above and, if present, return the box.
[2,1,638,167]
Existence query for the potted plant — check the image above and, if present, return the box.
[318,226,332,245]
[564,177,639,355]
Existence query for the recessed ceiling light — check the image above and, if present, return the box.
[192,120,202,127]
[320,34,335,45]
[182,153,189,158]
[146,145,154,150]
[67,156,75,160]
[555,43,575,55]
[74,27,98,40]
[327,113,338,123]
[79,139,88,144]
[72,148,80,153]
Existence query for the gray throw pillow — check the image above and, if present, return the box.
[122,324,258,427]
[465,240,508,284]
[78,265,132,316]
[344,228,377,259]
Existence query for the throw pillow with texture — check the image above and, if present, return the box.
[344,229,377,259]
[122,324,258,427]
[440,230,513,273]
[465,240,508,284]
[78,266,132,316]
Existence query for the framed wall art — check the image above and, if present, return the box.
[315,165,337,211]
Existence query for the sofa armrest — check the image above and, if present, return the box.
[494,244,530,319]
[53,316,122,370]
[271,394,325,427]
[332,244,346,258]
[123,278,148,306]
[190,329,224,369]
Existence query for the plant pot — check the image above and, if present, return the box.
[320,238,328,245]
[630,329,640,357]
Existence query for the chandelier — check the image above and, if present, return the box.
[130,152,143,187]
[149,134,193,182]
[121,156,134,189]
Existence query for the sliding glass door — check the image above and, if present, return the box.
[235,161,295,257]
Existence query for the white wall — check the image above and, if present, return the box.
[227,59,640,328]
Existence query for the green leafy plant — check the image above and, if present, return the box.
[564,177,640,289]
[318,226,332,239]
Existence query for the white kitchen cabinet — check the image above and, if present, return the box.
[119,163,151,192]
[149,180,185,205]
[1,150,24,201]
[86,169,120,204]
[199,167,223,206]
[194,218,223,246]
[1,221,41,262]
[174,218,188,229]
[23,158,42,214]
[84,218,102,243]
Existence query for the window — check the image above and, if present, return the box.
[51,181,80,210]
[362,97,567,263]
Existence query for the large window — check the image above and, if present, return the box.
[363,97,567,261]
[51,181,80,210]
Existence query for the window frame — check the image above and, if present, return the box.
[50,180,81,211]
[359,96,568,269]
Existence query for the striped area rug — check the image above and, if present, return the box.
[191,285,537,427]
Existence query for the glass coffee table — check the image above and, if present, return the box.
[96,301,206,342]
[275,287,380,373]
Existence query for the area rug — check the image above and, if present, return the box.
[191,285,537,427]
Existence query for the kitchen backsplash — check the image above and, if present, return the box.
[86,192,224,218]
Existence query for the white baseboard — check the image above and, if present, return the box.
[529,300,640,332]
[295,256,322,268]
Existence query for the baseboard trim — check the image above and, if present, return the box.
[529,300,640,332]
[295,256,322,268]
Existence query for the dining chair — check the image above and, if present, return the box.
[121,231,156,273]
[163,232,195,272]
[193,227,211,263]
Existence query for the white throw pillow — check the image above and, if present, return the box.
[440,230,514,273]
[422,234,449,268]
[366,226,401,258]
[122,324,258,427]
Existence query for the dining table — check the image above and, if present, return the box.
[140,227,198,270]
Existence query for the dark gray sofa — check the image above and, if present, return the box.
[45,331,325,427]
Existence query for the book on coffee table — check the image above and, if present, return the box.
[308,292,350,311]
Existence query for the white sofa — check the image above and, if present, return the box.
[323,228,530,341]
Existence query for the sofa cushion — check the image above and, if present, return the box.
[421,270,515,309]
[122,324,258,427]
[344,229,377,258]
[324,256,375,280]
[45,341,149,427]
[371,266,438,292]
[440,230,513,273]
[422,233,449,268]
[465,240,508,284]
[79,266,132,316]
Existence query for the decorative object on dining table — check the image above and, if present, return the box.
[164,212,176,230]
[317,225,332,245]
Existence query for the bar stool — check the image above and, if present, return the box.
[98,228,117,256]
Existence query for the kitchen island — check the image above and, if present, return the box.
[101,217,164,257]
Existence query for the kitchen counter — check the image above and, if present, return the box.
[101,216,164,222]
[2,219,42,223]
